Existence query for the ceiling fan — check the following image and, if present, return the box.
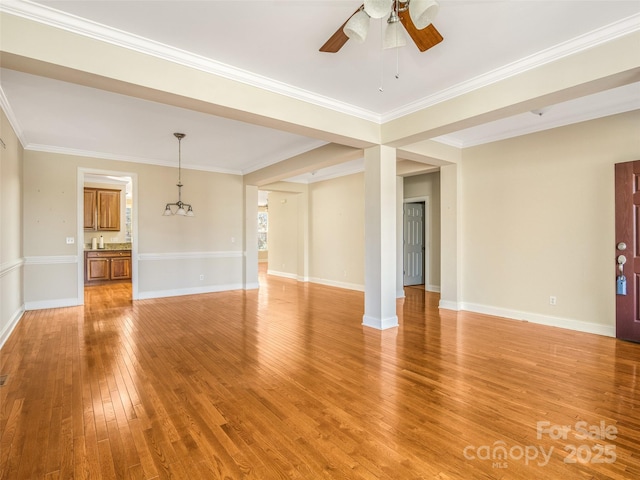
[320,0,443,53]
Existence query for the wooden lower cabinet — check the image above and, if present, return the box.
[85,250,131,284]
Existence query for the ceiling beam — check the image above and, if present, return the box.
[396,160,439,177]
[397,140,461,166]
[0,12,381,150]
[244,143,362,187]
[382,31,640,148]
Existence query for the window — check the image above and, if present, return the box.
[258,211,268,251]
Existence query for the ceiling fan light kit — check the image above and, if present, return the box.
[344,8,370,43]
[384,20,407,49]
[364,0,394,19]
[322,0,442,53]
[409,0,440,30]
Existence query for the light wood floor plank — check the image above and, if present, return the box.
[1,270,640,479]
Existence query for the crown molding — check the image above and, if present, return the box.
[2,0,638,150]
[0,0,381,123]
[382,12,640,122]
[25,143,244,175]
[7,0,637,126]
[435,93,640,149]
[0,84,27,147]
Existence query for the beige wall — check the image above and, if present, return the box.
[460,110,640,334]
[23,150,244,305]
[404,172,441,289]
[309,173,365,290]
[258,205,268,262]
[267,191,300,278]
[0,109,24,347]
[7,109,639,338]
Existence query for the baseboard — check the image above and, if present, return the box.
[25,298,81,310]
[362,314,399,330]
[308,277,364,292]
[427,284,441,293]
[267,270,297,280]
[138,283,244,300]
[0,305,25,350]
[244,282,260,290]
[461,302,616,337]
[267,271,364,292]
[439,300,461,311]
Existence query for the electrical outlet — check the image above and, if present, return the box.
[549,296,557,306]
[199,274,204,281]
[66,237,74,244]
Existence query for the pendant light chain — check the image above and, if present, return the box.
[163,132,194,217]
[379,19,384,92]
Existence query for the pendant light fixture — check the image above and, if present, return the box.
[163,132,194,217]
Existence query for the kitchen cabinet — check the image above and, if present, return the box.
[85,250,131,284]
[84,189,97,230]
[84,188,121,231]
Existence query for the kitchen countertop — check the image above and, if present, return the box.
[85,243,132,251]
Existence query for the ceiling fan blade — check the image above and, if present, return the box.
[398,9,443,52]
[319,6,363,53]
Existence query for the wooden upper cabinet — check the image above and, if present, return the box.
[97,190,120,231]
[84,188,121,231]
[84,189,97,230]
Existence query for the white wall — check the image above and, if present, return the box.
[460,111,640,335]
[0,108,24,348]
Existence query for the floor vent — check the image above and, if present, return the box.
[0,375,7,386]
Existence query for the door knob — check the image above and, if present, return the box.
[618,255,627,275]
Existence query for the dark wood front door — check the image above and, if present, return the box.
[615,160,640,342]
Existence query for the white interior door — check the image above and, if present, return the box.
[404,202,424,286]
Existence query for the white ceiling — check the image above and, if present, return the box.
[1,0,639,182]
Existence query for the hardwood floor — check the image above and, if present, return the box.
[1,271,639,479]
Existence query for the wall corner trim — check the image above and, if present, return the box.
[0,258,25,277]
[0,305,25,349]
[439,300,461,311]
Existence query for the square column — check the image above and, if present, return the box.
[244,184,259,289]
[363,145,399,330]
[396,175,405,298]
[439,163,461,309]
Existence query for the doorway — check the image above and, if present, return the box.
[615,160,640,342]
[77,168,138,304]
[403,202,425,286]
